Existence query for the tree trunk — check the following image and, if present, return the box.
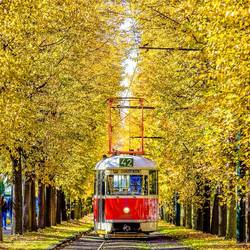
[74,200,78,220]
[79,199,83,219]
[61,192,67,221]
[197,208,203,231]
[160,205,164,220]
[11,153,23,234]
[67,198,71,221]
[202,184,211,233]
[211,190,219,235]
[174,192,181,226]
[23,176,31,231]
[192,204,197,229]
[218,203,227,236]
[30,176,37,231]
[70,199,75,220]
[218,186,227,236]
[56,190,62,224]
[51,187,57,226]
[45,185,52,227]
[80,199,85,218]
[226,195,236,239]
[175,202,180,226]
[186,204,192,229]
[184,205,187,227]
[0,196,3,241]
[38,181,45,229]
[236,196,246,242]
[75,200,81,220]
[246,180,250,242]
[181,204,186,227]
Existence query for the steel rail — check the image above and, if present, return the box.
[97,240,106,250]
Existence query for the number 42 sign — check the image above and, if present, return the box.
[119,158,134,167]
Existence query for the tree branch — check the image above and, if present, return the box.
[139,46,202,51]
[148,6,180,25]
[183,143,190,153]
[39,36,68,50]
[147,6,205,45]
[35,55,65,91]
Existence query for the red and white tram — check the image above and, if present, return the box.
[93,155,158,233]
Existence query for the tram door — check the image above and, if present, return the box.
[96,171,105,225]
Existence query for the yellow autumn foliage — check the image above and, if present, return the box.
[0,0,126,198]
[130,0,249,209]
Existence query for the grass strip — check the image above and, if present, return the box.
[159,221,250,250]
[0,217,93,250]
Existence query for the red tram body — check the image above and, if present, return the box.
[93,155,158,233]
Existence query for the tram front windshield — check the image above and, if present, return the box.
[107,175,147,195]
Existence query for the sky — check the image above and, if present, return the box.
[120,17,138,97]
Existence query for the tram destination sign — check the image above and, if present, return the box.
[111,169,140,174]
[119,158,134,167]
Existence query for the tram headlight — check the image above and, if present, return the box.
[123,207,130,214]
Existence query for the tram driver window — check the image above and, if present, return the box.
[130,175,142,194]
[106,175,143,195]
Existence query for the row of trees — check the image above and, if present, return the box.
[130,0,249,242]
[0,0,126,236]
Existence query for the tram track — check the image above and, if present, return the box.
[57,233,104,250]
[57,231,191,250]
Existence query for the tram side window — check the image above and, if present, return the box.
[149,170,158,195]
[107,175,113,195]
[94,176,96,195]
[97,171,105,195]
[143,175,148,195]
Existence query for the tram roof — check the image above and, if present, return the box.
[95,155,156,170]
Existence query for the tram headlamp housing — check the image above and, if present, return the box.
[123,207,130,214]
